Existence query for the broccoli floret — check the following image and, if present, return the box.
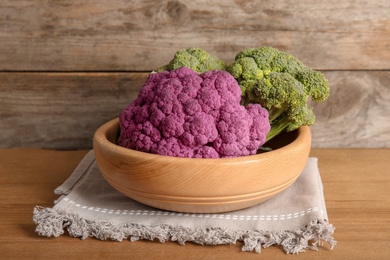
[228,46,330,142]
[157,47,226,73]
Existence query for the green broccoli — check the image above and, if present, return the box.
[228,46,329,142]
[157,47,226,73]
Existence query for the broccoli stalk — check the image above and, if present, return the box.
[157,47,226,73]
[228,47,329,143]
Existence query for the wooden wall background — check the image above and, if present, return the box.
[1,0,389,149]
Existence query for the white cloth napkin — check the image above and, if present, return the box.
[34,150,336,254]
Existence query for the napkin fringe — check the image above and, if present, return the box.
[33,206,336,254]
[241,218,336,253]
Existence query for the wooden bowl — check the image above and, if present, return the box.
[93,118,311,213]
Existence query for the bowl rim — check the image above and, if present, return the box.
[93,118,311,163]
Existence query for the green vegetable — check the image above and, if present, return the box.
[228,46,330,143]
[157,47,226,73]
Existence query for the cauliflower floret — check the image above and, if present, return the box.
[118,67,270,158]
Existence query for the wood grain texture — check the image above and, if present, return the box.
[1,0,389,71]
[0,72,147,149]
[1,0,389,148]
[1,148,389,258]
[312,71,390,148]
[1,71,389,148]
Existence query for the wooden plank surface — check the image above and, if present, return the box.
[0,72,146,149]
[0,148,389,259]
[312,71,390,148]
[1,0,389,148]
[1,71,389,149]
[1,0,389,71]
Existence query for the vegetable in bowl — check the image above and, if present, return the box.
[156,47,226,73]
[94,46,321,213]
[118,46,329,157]
[227,46,330,142]
[118,67,270,158]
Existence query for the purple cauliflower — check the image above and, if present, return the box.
[118,67,270,158]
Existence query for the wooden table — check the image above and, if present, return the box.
[1,148,389,259]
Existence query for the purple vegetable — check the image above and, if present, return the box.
[118,67,270,158]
